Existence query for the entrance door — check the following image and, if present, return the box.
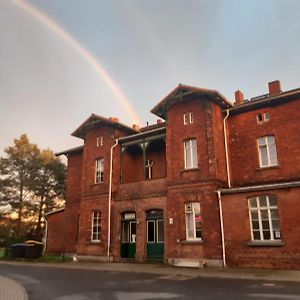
[121,213,136,259]
[146,210,164,261]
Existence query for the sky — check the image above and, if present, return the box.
[1,0,300,156]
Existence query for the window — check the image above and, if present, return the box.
[183,112,193,125]
[95,158,104,183]
[257,112,270,124]
[91,210,101,241]
[96,136,103,147]
[184,139,198,169]
[248,196,281,241]
[185,202,202,240]
[258,136,278,167]
[145,159,153,179]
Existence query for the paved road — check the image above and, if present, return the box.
[1,264,300,300]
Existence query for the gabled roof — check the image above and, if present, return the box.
[151,84,233,119]
[71,114,136,139]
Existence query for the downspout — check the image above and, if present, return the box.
[223,109,231,188]
[217,109,230,267]
[43,218,48,254]
[217,190,226,267]
[107,138,119,261]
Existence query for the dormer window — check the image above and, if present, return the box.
[184,112,193,125]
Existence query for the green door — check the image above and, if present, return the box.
[146,210,164,261]
[121,213,136,259]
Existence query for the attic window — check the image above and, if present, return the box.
[257,113,270,124]
[96,136,103,147]
[184,112,193,125]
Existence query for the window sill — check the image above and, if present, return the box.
[181,239,203,245]
[180,167,199,173]
[86,241,101,245]
[256,165,281,171]
[91,183,104,186]
[247,240,284,247]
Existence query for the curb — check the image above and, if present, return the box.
[0,275,28,300]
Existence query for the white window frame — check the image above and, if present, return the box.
[95,158,104,183]
[156,219,164,243]
[185,202,202,240]
[184,139,198,169]
[183,112,193,125]
[258,136,278,167]
[248,195,281,241]
[96,136,103,147]
[145,159,153,180]
[91,210,101,242]
[189,112,193,124]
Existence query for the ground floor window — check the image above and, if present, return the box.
[185,202,202,240]
[91,210,101,241]
[248,195,281,241]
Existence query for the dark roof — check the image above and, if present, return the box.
[44,208,65,217]
[151,84,233,119]
[229,87,300,114]
[71,114,136,139]
[55,145,84,156]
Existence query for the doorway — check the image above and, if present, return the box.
[146,210,164,261]
[121,212,136,259]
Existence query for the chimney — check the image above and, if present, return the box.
[157,119,162,124]
[108,117,119,123]
[234,90,244,105]
[268,80,281,96]
[132,124,140,131]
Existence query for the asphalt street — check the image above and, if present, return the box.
[1,263,300,300]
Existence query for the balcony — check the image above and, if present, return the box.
[114,178,167,201]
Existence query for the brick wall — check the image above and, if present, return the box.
[222,187,300,269]
[228,99,300,186]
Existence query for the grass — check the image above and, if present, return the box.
[0,252,73,263]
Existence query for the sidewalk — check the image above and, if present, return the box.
[1,259,300,283]
[0,275,28,300]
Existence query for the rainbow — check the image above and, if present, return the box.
[13,0,141,125]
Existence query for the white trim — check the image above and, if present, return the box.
[184,139,198,169]
[95,158,104,183]
[91,210,101,242]
[156,219,164,243]
[258,136,278,168]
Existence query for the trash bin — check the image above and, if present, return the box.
[10,243,26,258]
[0,247,6,258]
[25,240,43,259]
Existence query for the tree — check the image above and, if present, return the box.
[0,134,66,241]
[31,149,66,238]
[0,134,40,236]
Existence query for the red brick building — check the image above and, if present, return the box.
[46,80,300,269]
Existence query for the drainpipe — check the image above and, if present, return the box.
[217,190,226,267]
[107,138,119,261]
[43,218,48,254]
[223,109,231,188]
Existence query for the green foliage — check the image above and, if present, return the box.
[0,134,66,242]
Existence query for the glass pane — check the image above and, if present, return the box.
[130,222,136,243]
[262,220,270,229]
[271,209,279,219]
[260,210,268,220]
[253,231,261,240]
[272,219,280,229]
[263,230,271,240]
[122,223,129,243]
[259,196,267,207]
[251,211,258,220]
[249,198,257,208]
[157,220,164,242]
[258,137,266,146]
[260,146,268,166]
[269,196,277,206]
[252,220,259,230]
[185,145,191,168]
[186,213,195,239]
[192,146,198,167]
[269,145,278,165]
[273,230,281,240]
[267,136,275,145]
[147,221,155,242]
